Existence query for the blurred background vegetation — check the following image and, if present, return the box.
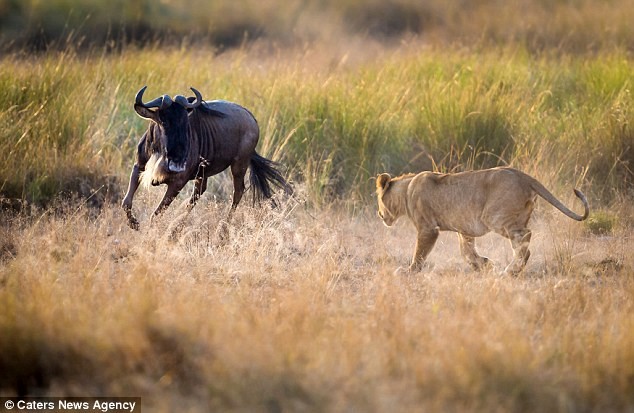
[2,0,634,53]
[0,0,633,208]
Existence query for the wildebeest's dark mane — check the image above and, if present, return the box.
[185,97,228,118]
[146,124,163,153]
[196,104,228,118]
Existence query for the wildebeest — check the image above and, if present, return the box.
[121,86,292,230]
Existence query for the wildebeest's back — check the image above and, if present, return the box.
[191,100,260,175]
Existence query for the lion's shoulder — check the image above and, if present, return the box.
[410,170,446,185]
[392,172,417,182]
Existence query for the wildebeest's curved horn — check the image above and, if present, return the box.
[174,87,203,109]
[135,86,148,105]
[135,86,173,109]
[189,87,203,106]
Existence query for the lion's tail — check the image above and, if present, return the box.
[522,172,589,221]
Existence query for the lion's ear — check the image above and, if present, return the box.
[376,173,391,191]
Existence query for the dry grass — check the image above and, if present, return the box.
[1,187,633,412]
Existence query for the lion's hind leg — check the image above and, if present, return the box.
[503,228,532,275]
[458,234,492,271]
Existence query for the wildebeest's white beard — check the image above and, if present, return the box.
[140,153,169,189]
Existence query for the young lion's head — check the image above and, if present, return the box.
[376,173,399,226]
[376,172,414,227]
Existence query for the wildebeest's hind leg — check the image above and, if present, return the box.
[215,161,249,244]
[121,164,143,230]
[229,161,249,210]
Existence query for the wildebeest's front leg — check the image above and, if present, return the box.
[161,178,200,242]
[122,164,143,230]
[122,135,149,230]
[187,176,208,211]
[187,157,210,211]
[153,180,188,217]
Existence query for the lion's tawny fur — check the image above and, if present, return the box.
[376,166,589,274]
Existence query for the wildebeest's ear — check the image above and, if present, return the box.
[376,173,391,191]
[134,104,160,123]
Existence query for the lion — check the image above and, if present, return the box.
[375,166,589,275]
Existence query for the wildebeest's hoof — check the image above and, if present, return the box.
[127,218,140,231]
[216,222,230,245]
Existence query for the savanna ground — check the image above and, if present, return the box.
[1,1,634,412]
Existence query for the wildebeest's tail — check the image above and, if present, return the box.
[249,152,293,204]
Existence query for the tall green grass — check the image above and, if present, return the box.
[1,45,631,206]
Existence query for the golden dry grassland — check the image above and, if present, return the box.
[0,189,633,411]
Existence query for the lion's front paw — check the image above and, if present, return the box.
[503,260,526,276]
[394,262,434,274]
[394,266,411,276]
[471,256,494,271]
